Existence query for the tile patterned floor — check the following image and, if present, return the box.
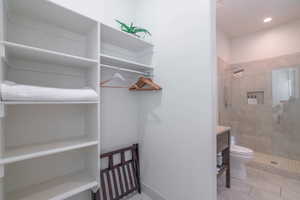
[218,166,300,200]
[248,152,300,180]
[125,153,300,200]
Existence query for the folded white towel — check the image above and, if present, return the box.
[1,81,98,101]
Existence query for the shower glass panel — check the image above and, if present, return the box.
[272,68,299,107]
[272,66,300,161]
[218,55,300,162]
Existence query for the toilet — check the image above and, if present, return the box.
[230,138,254,180]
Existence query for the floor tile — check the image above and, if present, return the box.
[246,176,281,195]
[245,168,282,195]
[249,152,300,181]
[249,187,282,200]
[247,167,285,186]
[281,178,300,194]
[231,178,252,194]
[281,178,300,200]
[218,155,300,200]
[281,188,300,200]
[218,167,285,200]
[218,189,255,200]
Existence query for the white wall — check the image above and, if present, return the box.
[100,71,140,152]
[217,29,231,62]
[50,0,137,27]
[49,0,104,21]
[102,0,138,28]
[50,1,217,200]
[231,19,300,64]
[136,0,217,200]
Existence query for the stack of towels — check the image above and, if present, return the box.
[1,81,98,101]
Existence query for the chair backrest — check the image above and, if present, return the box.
[93,144,141,200]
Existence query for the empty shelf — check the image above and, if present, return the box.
[0,138,98,165]
[100,54,153,72]
[7,171,98,200]
[101,23,153,52]
[1,41,98,68]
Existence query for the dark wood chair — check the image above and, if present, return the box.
[92,144,141,200]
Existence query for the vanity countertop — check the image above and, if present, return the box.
[217,126,231,135]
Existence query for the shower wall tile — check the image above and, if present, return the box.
[238,135,257,152]
[218,53,300,161]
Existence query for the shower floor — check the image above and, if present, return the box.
[248,152,300,181]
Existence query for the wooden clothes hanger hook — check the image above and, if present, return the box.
[129,76,162,91]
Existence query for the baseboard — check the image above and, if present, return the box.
[141,182,168,200]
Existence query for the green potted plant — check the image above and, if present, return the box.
[116,20,151,38]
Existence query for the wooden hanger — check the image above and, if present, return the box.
[129,77,162,91]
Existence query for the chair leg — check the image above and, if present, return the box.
[91,190,101,200]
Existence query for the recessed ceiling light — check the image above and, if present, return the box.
[264,17,273,23]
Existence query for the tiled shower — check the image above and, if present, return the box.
[218,52,300,170]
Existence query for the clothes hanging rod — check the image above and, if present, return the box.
[101,64,151,76]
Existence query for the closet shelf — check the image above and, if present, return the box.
[100,54,153,72]
[1,41,98,68]
[7,171,98,200]
[2,101,99,105]
[0,138,99,165]
[101,23,153,52]
[0,1,100,199]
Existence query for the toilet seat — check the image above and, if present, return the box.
[230,145,253,157]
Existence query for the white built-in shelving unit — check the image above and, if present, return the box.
[100,23,154,74]
[0,0,156,199]
[2,41,98,68]
[0,0,100,199]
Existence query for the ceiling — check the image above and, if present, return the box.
[217,0,300,38]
